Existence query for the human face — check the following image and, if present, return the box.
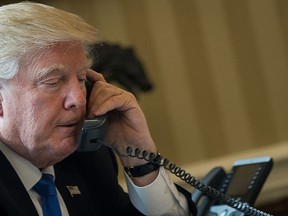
[0,42,89,168]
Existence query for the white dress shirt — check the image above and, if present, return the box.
[0,142,190,215]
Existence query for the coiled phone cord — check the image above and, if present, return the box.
[100,141,272,216]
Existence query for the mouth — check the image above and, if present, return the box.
[58,120,81,128]
[56,116,85,132]
[61,123,78,127]
[56,122,81,137]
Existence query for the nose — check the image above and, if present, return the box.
[64,79,86,110]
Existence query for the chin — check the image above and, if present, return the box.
[61,141,78,154]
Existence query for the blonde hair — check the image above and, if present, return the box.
[0,1,102,80]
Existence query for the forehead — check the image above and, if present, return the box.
[21,42,90,79]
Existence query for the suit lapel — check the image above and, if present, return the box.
[55,162,96,216]
[0,150,97,216]
[0,151,38,216]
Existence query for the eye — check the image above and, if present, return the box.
[45,80,60,86]
[78,78,86,83]
[78,75,87,86]
[40,78,62,89]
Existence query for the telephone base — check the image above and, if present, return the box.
[209,205,243,216]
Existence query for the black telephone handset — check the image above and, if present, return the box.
[77,115,108,152]
[77,80,108,152]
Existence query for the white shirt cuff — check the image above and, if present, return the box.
[124,166,189,215]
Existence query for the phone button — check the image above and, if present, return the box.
[219,210,228,216]
[210,205,244,216]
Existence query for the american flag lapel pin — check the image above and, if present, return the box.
[66,185,81,197]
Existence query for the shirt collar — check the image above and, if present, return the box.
[0,142,55,191]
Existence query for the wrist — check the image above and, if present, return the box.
[124,161,160,178]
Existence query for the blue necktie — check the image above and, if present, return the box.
[33,173,62,216]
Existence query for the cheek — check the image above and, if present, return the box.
[19,95,44,122]
[26,90,62,119]
[25,97,60,130]
[0,95,39,148]
[15,100,43,139]
[13,93,58,139]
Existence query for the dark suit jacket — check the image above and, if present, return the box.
[0,146,196,216]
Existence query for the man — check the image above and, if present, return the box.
[0,2,196,215]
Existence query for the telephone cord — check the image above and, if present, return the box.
[99,141,272,216]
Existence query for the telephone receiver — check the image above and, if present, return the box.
[77,80,273,216]
[77,80,108,152]
[77,114,108,152]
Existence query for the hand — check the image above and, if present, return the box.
[86,70,157,168]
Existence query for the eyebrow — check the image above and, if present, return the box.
[35,64,65,81]
[35,62,91,81]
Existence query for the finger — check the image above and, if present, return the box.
[86,69,106,83]
[88,85,136,118]
[87,82,122,117]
